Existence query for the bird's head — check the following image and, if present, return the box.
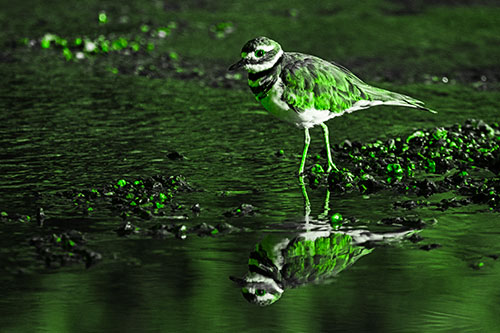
[230,273,284,306]
[228,36,283,73]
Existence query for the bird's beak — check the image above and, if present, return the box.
[229,276,247,286]
[228,59,246,71]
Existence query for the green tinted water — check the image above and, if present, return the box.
[1,1,500,332]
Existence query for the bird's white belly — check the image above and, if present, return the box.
[259,78,334,129]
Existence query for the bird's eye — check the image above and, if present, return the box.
[255,289,266,296]
[255,50,265,58]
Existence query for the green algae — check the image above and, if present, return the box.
[306,119,500,213]
[317,119,500,196]
[64,175,193,220]
[30,231,101,269]
[331,213,343,228]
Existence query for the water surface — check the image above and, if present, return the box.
[1,1,500,332]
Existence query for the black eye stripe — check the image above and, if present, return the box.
[248,48,277,63]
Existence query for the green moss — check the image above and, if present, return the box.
[98,12,107,24]
[331,213,343,227]
[62,48,72,61]
[387,163,404,177]
[169,52,179,60]
[311,164,325,175]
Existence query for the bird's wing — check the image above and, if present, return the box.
[280,53,434,114]
[281,233,373,286]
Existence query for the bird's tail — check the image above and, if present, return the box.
[363,85,437,114]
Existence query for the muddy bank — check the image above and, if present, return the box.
[303,119,500,212]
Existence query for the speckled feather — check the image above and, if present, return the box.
[280,52,431,114]
[280,234,371,287]
[248,233,372,289]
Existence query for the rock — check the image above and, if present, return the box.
[223,203,256,217]
[115,221,140,236]
[419,243,442,251]
[36,208,46,227]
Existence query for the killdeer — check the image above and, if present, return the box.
[229,36,436,177]
[230,226,417,306]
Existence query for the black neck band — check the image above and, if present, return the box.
[247,54,284,81]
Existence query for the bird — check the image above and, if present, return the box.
[229,36,436,178]
[230,226,417,306]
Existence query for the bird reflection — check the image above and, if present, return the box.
[230,187,418,306]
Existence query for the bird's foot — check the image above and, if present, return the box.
[326,163,339,173]
[343,171,355,183]
[329,167,354,184]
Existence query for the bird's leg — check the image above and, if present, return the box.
[300,175,311,218]
[299,127,311,176]
[318,189,331,220]
[320,123,339,173]
[299,129,312,217]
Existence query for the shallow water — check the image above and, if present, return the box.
[2,1,500,332]
[1,52,500,332]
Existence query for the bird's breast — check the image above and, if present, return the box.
[258,78,302,126]
[256,79,335,129]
